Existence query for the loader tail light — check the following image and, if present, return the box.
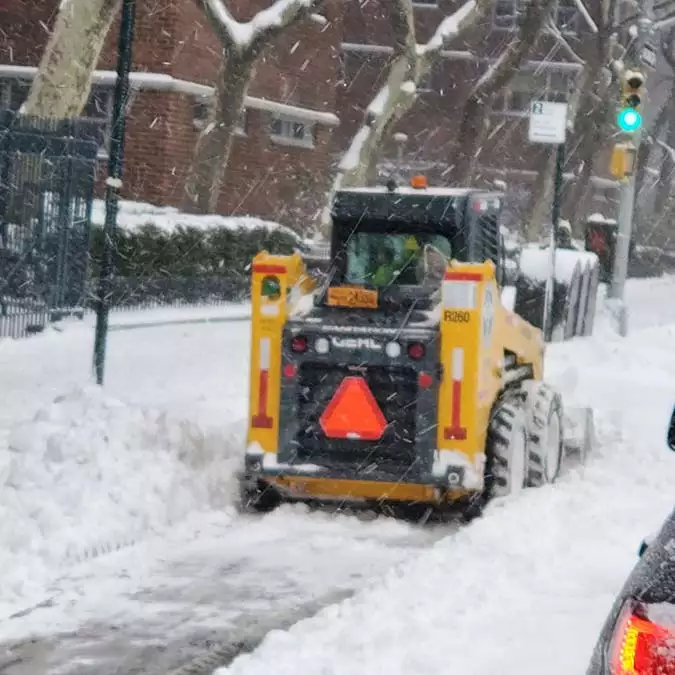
[291,335,308,353]
[407,342,425,360]
[609,599,675,674]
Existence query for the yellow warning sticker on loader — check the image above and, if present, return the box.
[327,286,378,309]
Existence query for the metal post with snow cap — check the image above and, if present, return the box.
[608,0,655,337]
[92,0,137,385]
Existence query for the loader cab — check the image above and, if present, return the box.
[323,181,505,310]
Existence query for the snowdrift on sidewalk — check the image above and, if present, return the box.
[215,320,675,675]
[0,385,239,614]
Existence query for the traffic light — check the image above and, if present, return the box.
[617,70,645,133]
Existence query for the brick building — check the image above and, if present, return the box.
[0,0,656,230]
[0,0,343,227]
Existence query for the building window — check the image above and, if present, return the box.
[0,78,31,111]
[270,116,315,148]
[556,0,578,33]
[493,0,519,30]
[491,70,577,115]
[193,98,247,136]
[494,0,578,33]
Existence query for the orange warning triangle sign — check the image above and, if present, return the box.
[319,376,387,441]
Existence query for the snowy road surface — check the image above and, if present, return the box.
[0,310,445,674]
[1,278,675,674]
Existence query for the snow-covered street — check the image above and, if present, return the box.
[1,277,675,674]
[0,309,445,674]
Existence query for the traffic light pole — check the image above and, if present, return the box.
[607,0,654,337]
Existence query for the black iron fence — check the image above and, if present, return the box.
[82,274,250,311]
[0,110,99,338]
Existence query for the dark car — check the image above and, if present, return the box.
[586,409,675,674]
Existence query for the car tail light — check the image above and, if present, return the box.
[291,335,308,353]
[407,342,425,360]
[609,599,675,674]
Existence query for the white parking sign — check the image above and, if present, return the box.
[528,101,568,145]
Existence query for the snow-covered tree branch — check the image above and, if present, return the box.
[23,0,122,118]
[451,0,558,185]
[184,0,325,214]
[328,0,489,207]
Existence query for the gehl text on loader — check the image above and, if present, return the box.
[239,176,597,522]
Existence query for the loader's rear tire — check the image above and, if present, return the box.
[485,390,529,500]
[522,381,564,486]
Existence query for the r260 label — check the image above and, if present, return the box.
[444,310,471,323]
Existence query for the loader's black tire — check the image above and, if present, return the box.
[522,381,564,486]
[238,477,282,514]
[485,390,529,500]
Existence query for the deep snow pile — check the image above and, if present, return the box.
[0,385,239,615]
[214,292,675,674]
[0,318,251,616]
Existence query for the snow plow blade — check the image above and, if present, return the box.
[562,406,595,462]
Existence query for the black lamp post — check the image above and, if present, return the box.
[93,0,137,385]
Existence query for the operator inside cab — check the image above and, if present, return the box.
[345,232,452,288]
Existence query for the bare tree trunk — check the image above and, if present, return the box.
[635,98,671,200]
[184,54,255,214]
[654,98,675,216]
[23,0,121,118]
[451,0,557,184]
[183,0,324,215]
[568,98,611,226]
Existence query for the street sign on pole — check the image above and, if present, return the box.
[528,100,568,342]
[528,101,568,145]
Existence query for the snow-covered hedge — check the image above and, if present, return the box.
[88,201,306,301]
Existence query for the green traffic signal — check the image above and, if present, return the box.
[617,107,642,133]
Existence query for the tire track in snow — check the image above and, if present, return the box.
[0,508,452,675]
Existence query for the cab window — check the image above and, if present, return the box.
[344,233,451,287]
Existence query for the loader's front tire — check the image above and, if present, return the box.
[522,381,564,486]
[486,390,529,500]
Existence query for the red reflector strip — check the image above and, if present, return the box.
[444,348,467,441]
[252,338,273,429]
[253,264,287,274]
[251,370,273,428]
[444,271,483,281]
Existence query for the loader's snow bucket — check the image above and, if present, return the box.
[562,406,595,463]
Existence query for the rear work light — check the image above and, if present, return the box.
[609,599,675,674]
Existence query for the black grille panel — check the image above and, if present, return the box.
[295,363,418,474]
